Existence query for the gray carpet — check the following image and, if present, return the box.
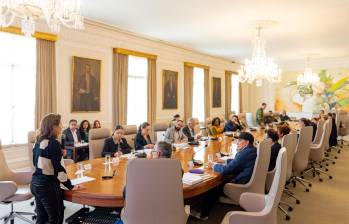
[1,146,349,224]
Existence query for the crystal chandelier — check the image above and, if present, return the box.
[238,22,281,86]
[297,58,319,86]
[0,0,84,37]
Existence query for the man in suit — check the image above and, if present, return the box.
[182,118,202,142]
[256,102,267,126]
[191,132,257,220]
[75,63,99,111]
[164,119,188,144]
[223,115,243,132]
[62,119,82,160]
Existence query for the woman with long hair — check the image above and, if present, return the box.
[135,122,154,150]
[31,114,83,224]
[79,120,91,142]
[93,120,101,129]
[101,125,132,157]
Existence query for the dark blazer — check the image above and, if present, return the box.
[214,144,257,184]
[79,129,89,143]
[329,118,338,147]
[269,142,281,171]
[182,125,195,142]
[223,120,242,132]
[63,128,81,146]
[101,137,132,157]
[280,114,291,121]
[134,133,152,150]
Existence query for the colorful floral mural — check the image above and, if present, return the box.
[275,70,349,113]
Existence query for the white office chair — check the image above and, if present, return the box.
[152,122,168,142]
[221,148,287,224]
[305,120,333,181]
[0,139,35,224]
[121,159,189,224]
[220,139,272,205]
[289,126,313,192]
[245,112,255,127]
[89,128,110,159]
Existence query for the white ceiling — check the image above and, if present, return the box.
[82,0,349,70]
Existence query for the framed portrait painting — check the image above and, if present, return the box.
[212,77,222,108]
[162,70,178,109]
[72,56,101,112]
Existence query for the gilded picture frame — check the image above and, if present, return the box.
[162,70,178,109]
[72,56,102,112]
[212,77,222,108]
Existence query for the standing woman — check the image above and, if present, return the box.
[135,122,155,150]
[79,120,91,142]
[31,114,82,224]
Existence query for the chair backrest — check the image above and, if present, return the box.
[310,120,331,162]
[313,120,325,144]
[27,131,37,168]
[263,148,287,222]
[324,118,332,150]
[281,133,297,180]
[0,140,14,181]
[123,125,137,150]
[292,126,313,174]
[246,139,271,192]
[152,122,168,142]
[89,128,110,159]
[122,159,187,224]
[246,112,255,127]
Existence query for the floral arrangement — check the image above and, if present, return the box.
[287,70,349,112]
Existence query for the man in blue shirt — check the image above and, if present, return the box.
[190,132,257,220]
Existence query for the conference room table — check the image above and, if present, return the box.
[64,128,268,208]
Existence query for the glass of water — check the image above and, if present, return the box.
[105,154,111,164]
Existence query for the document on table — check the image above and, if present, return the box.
[182,173,212,185]
[71,176,96,185]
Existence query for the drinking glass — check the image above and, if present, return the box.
[105,154,111,164]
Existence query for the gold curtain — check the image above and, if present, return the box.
[204,68,210,120]
[147,58,156,124]
[184,65,193,121]
[113,52,128,126]
[35,39,57,129]
[225,71,232,119]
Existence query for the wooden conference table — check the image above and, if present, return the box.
[64,130,266,208]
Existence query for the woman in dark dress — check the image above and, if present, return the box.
[267,129,281,171]
[31,114,83,224]
[135,122,154,150]
[101,125,132,157]
[328,113,338,147]
[79,120,91,142]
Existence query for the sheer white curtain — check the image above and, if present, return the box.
[0,32,36,145]
[127,55,148,125]
[231,75,240,114]
[192,67,205,122]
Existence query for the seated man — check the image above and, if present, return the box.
[223,115,243,132]
[62,119,83,159]
[280,110,291,121]
[182,118,202,142]
[123,141,177,198]
[191,132,257,220]
[264,110,278,124]
[164,119,188,144]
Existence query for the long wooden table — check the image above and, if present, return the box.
[64,130,266,208]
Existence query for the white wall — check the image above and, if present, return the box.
[49,20,240,128]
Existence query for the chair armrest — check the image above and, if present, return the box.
[11,171,33,185]
[0,181,18,201]
[223,182,251,205]
[224,211,266,224]
[239,192,266,212]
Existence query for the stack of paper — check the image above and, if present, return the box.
[182,173,203,185]
[173,143,189,150]
[71,176,95,185]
